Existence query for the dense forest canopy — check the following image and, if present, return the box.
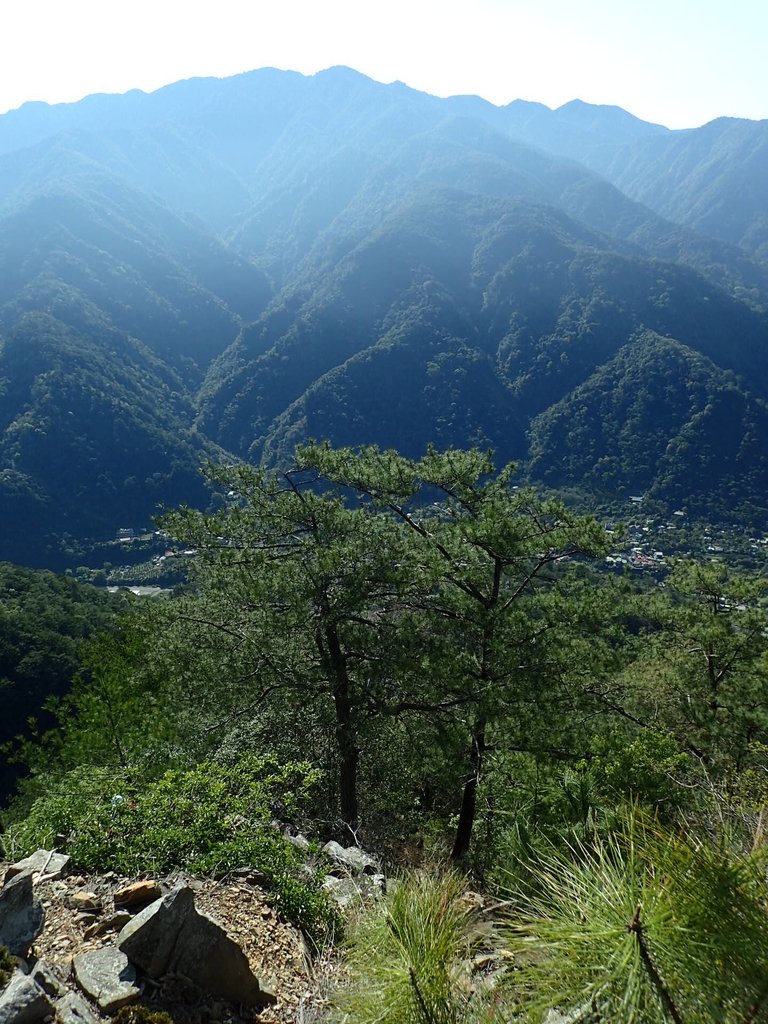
[0,562,125,799]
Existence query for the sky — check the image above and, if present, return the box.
[1,0,766,129]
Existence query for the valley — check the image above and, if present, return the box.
[0,67,767,567]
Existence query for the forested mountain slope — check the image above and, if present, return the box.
[0,174,272,565]
[200,190,768,523]
[0,562,125,798]
[493,99,768,262]
[0,66,767,564]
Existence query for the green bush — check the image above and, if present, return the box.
[578,730,689,811]
[335,869,504,1024]
[3,755,337,943]
[0,945,15,988]
[470,736,690,887]
[1,765,129,861]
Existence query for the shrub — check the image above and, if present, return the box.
[4,755,337,943]
[504,807,768,1023]
[334,869,504,1024]
[1,765,129,861]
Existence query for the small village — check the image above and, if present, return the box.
[601,501,768,579]
[61,496,768,596]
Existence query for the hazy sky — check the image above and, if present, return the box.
[1,0,766,129]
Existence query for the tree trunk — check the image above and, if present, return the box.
[336,708,360,830]
[325,625,360,830]
[451,719,486,863]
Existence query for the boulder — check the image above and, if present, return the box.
[54,991,101,1024]
[29,961,65,1000]
[117,886,191,978]
[285,832,311,853]
[4,851,70,885]
[0,971,53,1024]
[0,874,45,957]
[322,841,379,875]
[73,948,140,1014]
[321,875,361,910]
[118,885,274,1007]
[322,871,385,908]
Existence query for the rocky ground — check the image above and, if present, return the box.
[0,851,354,1024]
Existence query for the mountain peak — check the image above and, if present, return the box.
[555,97,667,133]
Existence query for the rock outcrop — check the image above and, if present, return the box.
[0,970,55,1024]
[0,849,324,1023]
[321,841,386,908]
[0,874,45,958]
[73,948,140,1014]
[118,885,274,1007]
[4,852,70,885]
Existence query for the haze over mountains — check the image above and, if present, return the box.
[1,66,768,566]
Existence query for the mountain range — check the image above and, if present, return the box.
[1,66,767,565]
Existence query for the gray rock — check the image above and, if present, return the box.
[340,846,379,875]
[0,971,54,1024]
[117,886,192,978]
[4,851,70,885]
[29,961,65,1000]
[54,991,102,1024]
[322,841,379,875]
[322,871,384,908]
[73,947,140,1014]
[321,875,361,910]
[285,832,311,853]
[118,885,274,1007]
[321,840,348,865]
[0,874,45,957]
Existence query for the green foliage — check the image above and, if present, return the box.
[505,808,768,1023]
[624,561,768,776]
[0,562,125,798]
[578,732,690,811]
[1,765,129,860]
[0,945,15,988]
[463,731,688,892]
[156,443,609,859]
[335,869,502,1024]
[528,330,768,525]
[111,1007,174,1024]
[4,756,336,942]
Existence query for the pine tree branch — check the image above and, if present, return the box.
[627,903,684,1024]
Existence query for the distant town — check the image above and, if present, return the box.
[62,494,768,596]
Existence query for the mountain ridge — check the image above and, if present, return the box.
[1,66,768,566]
